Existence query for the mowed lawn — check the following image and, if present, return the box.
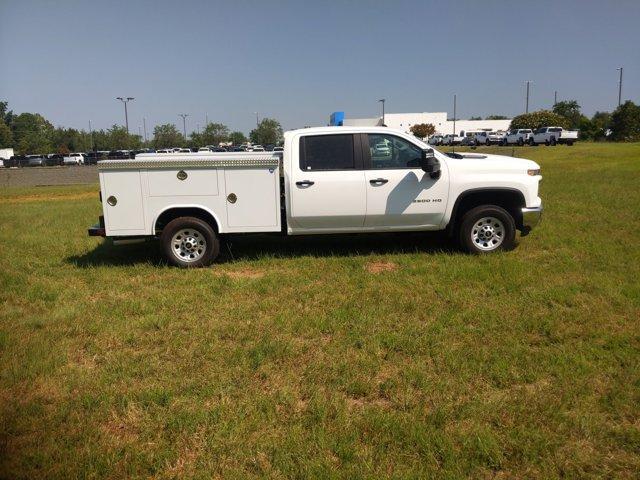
[1,143,639,479]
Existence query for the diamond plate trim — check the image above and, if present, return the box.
[97,157,281,170]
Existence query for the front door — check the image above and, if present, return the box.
[363,133,448,229]
[288,133,366,231]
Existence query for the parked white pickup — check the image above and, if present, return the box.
[63,153,85,165]
[529,127,578,146]
[89,127,543,266]
[503,129,533,146]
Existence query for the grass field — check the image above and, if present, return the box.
[1,143,639,479]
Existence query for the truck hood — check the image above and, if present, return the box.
[442,152,540,173]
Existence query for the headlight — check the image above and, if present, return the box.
[527,168,541,176]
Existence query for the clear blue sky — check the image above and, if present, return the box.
[1,0,638,135]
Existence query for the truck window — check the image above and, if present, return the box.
[300,134,354,170]
[367,134,422,169]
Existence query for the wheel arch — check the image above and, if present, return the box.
[153,205,221,235]
[446,187,526,235]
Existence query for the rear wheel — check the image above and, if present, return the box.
[528,138,536,146]
[160,216,219,267]
[550,137,557,146]
[518,138,524,146]
[458,205,516,254]
[486,139,490,145]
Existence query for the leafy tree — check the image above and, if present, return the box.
[12,113,54,154]
[106,125,132,150]
[153,124,184,149]
[590,111,612,141]
[250,118,283,145]
[510,110,570,130]
[609,101,640,142]
[469,116,482,120]
[0,101,12,125]
[410,123,435,139]
[201,122,229,146]
[0,120,13,148]
[485,115,508,120]
[553,100,583,129]
[229,131,247,145]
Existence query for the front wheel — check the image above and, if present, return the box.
[160,216,220,267]
[458,205,516,254]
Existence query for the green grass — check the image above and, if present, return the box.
[1,142,639,479]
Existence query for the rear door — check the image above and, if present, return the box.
[288,133,366,230]
[363,133,448,228]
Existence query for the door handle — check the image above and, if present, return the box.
[369,178,388,185]
[295,180,315,187]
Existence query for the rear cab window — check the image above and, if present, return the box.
[300,134,356,171]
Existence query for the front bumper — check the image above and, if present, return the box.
[520,206,542,235]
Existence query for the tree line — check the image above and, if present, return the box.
[0,101,284,154]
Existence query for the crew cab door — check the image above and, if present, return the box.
[363,133,448,229]
[288,133,366,231]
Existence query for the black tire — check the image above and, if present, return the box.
[458,205,516,254]
[160,216,219,268]
[567,141,574,146]
[518,138,524,146]
[528,138,536,146]
[550,137,557,146]
[486,139,490,145]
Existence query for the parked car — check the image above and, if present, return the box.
[428,135,443,146]
[63,153,85,165]
[198,147,213,152]
[85,151,109,165]
[272,146,284,152]
[252,145,265,152]
[529,127,578,146]
[474,131,503,146]
[89,126,543,266]
[25,155,47,167]
[156,149,172,154]
[46,154,65,166]
[441,134,463,146]
[502,129,533,146]
[5,155,26,167]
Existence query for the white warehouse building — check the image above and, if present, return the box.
[337,112,512,137]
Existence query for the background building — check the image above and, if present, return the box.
[331,111,512,137]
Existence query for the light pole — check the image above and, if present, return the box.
[179,114,189,139]
[617,67,623,107]
[89,120,93,151]
[524,81,531,114]
[378,98,386,126]
[554,90,557,106]
[116,97,134,133]
[254,112,259,128]
[452,94,457,153]
[143,117,147,143]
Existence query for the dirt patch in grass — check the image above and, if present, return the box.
[365,261,398,274]
[213,268,265,280]
[0,192,96,204]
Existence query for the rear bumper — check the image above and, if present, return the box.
[520,206,542,235]
[88,215,106,237]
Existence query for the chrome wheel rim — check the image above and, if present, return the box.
[171,228,207,262]
[471,217,505,251]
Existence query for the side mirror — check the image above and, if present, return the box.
[420,149,441,179]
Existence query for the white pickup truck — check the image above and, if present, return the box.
[502,129,533,146]
[529,127,578,146]
[88,127,543,267]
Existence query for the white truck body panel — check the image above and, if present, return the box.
[98,154,281,236]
